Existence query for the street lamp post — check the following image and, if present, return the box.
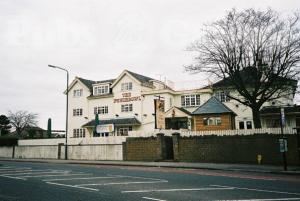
[48,64,69,160]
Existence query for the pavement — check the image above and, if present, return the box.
[1,157,300,175]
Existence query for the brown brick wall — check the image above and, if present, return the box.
[176,134,299,165]
[124,137,160,161]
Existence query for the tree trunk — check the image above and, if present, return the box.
[251,107,262,128]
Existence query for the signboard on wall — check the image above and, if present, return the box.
[155,99,165,129]
[279,138,288,153]
[96,124,114,133]
[113,92,141,103]
[281,108,285,127]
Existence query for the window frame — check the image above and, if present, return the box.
[239,120,253,129]
[73,128,86,138]
[72,108,83,116]
[203,117,222,126]
[73,89,83,97]
[121,82,133,91]
[215,91,230,102]
[117,126,132,136]
[181,94,201,107]
[94,106,109,114]
[121,104,133,112]
[93,84,110,96]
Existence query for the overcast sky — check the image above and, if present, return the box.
[0,0,299,130]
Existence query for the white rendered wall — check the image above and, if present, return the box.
[68,81,91,138]
[15,146,58,159]
[18,137,126,146]
[67,144,123,160]
[0,146,13,158]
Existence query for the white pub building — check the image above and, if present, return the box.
[67,69,298,138]
[68,70,212,138]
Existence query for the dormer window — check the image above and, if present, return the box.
[93,84,109,96]
[121,82,132,91]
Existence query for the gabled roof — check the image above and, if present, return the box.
[77,77,96,91]
[126,70,155,84]
[165,106,192,118]
[192,97,236,115]
[111,69,157,88]
[165,106,192,115]
[176,107,192,115]
[212,67,298,90]
[82,117,141,127]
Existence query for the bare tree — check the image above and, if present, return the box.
[8,110,38,137]
[186,8,300,128]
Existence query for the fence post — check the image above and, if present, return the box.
[122,142,127,161]
[172,133,180,161]
[58,143,64,159]
[295,128,300,166]
[156,133,165,161]
[12,145,15,159]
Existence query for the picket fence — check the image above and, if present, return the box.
[128,127,297,137]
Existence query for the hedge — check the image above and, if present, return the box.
[0,136,18,146]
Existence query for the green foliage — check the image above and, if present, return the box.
[47,118,52,138]
[0,115,11,136]
[0,136,18,146]
[27,128,36,139]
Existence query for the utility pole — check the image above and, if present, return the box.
[280,107,287,171]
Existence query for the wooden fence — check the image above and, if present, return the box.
[129,127,297,137]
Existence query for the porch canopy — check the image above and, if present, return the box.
[260,105,300,116]
[82,117,141,128]
[165,106,192,130]
[260,105,300,128]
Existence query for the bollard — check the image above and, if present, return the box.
[257,154,262,165]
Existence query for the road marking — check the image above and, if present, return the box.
[0,175,27,180]
[2,171,69,176]
[142,197,167,201]
[217,198,300,201]
[0,166,15,169]
[122,187,234,193]
[43,176,123,182]
[0,170,68,175]
[76,180,168,187]
[0,168,32,172]
[46,181,99,191]
[21,173,92,178]
[108,174,167,181]
[229,168,271,173]
[211,185,300,196]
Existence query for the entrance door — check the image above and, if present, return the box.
[296,117,300,127]
[164,136,174,160]
[165,117,188,130]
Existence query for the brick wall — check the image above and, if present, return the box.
[124,137,160,161]
[123,134,173,161]
[173,134,299,165]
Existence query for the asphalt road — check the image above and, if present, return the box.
[0,161,300,201]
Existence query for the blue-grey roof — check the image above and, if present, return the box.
[82,117,141,127]
[78,77,115,91]
[192,97,235,115]
[126,70,155,84]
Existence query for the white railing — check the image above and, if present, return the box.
[128,127,297,137]
[128,131,157,138]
